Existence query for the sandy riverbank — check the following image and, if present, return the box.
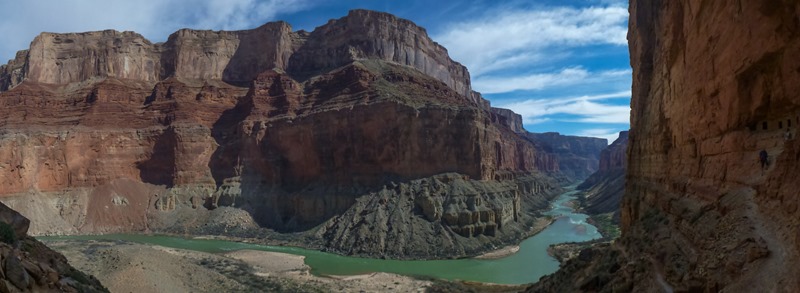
[475,217,554,259]
[44,239,433,292]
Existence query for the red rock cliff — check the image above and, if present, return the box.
[623,0,800,290]
[0,10,563,259]
[531,1,800,291]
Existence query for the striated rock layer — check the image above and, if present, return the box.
[531,0,800,291]
[0,10,574,259]
[578,131,628,221]
[523,132,608,180]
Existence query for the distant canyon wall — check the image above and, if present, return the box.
[0,10,579,260]
[578,130,627,219]
[523,132,608,180]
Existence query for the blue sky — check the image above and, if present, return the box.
[0,0,631,142]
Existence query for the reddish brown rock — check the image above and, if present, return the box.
[162,22,298,83]
[25,31,161,85]
[289,10,476,103]
[0,10,571,259]
[531,0,800,291]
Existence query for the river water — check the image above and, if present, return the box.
[39,187,600,285]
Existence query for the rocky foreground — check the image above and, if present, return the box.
[0,10,605,260]
[0,203,106,292]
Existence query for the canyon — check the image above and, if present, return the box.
[0,10,605,260]
[529,0,800,291]
[578,130,628,222]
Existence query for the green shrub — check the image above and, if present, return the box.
[0,222,15,244]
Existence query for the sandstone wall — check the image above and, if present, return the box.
[288,10,474,101]
[26,31,162,85]
[0,10,571,259]
[530,1,800,291]
[524,132,608,180]
[625,0,800,291]
[162,22,297,82]
[1,10,476,108]
[490,107,525,133]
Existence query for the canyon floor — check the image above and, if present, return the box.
[41,237,536,293]
[44,239,431,292]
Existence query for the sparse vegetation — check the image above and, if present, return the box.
[589,213,620,240]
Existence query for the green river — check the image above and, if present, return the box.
[39,188,600,285]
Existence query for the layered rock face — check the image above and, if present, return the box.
[0,203,107,292]
[0,10,564,258]
[531,0,800,291]
[490,107,525,133]
[318,173,559,258]
[523,132,608,180]
[289,10,475,102]
[578,131,627,220]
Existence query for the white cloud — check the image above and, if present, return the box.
[0,0,310,62]
[498,91,631,125]
[433,5,628,77]
[473,67,630,94]
[576,128,622,142]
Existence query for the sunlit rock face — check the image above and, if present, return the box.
[529,1,800,291]
[0,10,584,258]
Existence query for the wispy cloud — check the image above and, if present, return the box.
[498,91,631,125]
[433,5,628,77]
[473,67,630,94]
[0,0,310,61]
[576,128,622,142]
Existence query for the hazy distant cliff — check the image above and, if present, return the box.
[578,131,627,219]
[524,132,608,180]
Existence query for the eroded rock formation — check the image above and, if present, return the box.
[530,0,800,291]
[318,173,559,258]
[0,10,570,258]
[578,131,628,221]
[0,203,107,292]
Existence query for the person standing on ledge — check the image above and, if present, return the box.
[759,149,769,170]
[785,129,792,141]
